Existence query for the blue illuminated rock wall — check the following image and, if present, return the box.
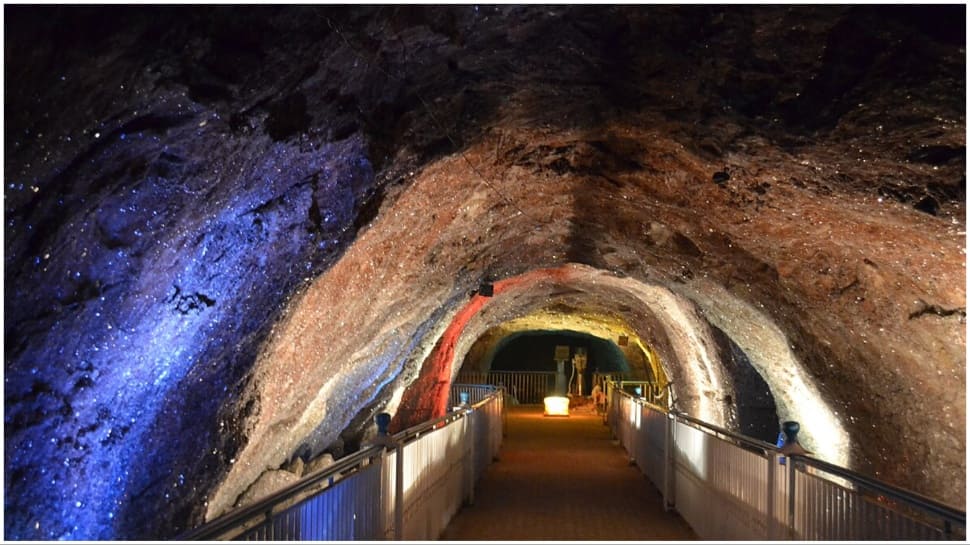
[2,8,399,539]
[4,94,376,541]
[3,4,508,536]
[4,3,517,536]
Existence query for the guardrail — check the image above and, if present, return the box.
[608,386,965,540]
[448,383,500,407]
[181,385,504,541]
[455,371,555,404]
[613,380,668,407]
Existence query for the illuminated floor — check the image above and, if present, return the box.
[440,404,697,540]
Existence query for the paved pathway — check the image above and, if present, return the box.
[440,404,697,540]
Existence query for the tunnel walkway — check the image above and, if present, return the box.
[440,403,697,540]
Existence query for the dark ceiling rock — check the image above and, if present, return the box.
[3,5,964,540]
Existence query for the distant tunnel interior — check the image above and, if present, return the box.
[485,330,634,374]
[460,328,639,403]
[459,323,779,442]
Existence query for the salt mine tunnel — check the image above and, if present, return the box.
[3,5,965,540]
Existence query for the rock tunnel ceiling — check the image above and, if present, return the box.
[3,5,965,540]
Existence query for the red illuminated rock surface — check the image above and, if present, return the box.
[3,5,964,539]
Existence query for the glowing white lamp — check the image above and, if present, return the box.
[544,395,570,417]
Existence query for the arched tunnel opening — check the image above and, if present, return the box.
[458,321,780,443]
[3,5,964,540]
[461,327,646,404]
[475,330,634,376]
[375,264,840,490]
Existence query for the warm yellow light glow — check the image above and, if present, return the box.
[544,396,570,416]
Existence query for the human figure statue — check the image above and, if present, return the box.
[591,383,606,414]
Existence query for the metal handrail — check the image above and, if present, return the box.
[448,383,501,407]
[393,409,467,444]
[179,444,385,540]
[181,385,502,541]
[673,407,778,454]
[794,454,965,523]
[612,385,966,531]
[392,385,499,444]
[454,371,552,404]
[623,390,777,454]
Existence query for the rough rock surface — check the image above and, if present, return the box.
[233,469,299,511]
[4,5,965,539]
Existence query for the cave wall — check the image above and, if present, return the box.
[4,5,965,539]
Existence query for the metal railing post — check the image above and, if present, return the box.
[262,509,273,540]
[501,386,508,439]
[766,451,777,540]
[787,456,797,539]
[377,449,387,540]
[465,411,475,506]
[663,411,675,511]
[394,442,404,541]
